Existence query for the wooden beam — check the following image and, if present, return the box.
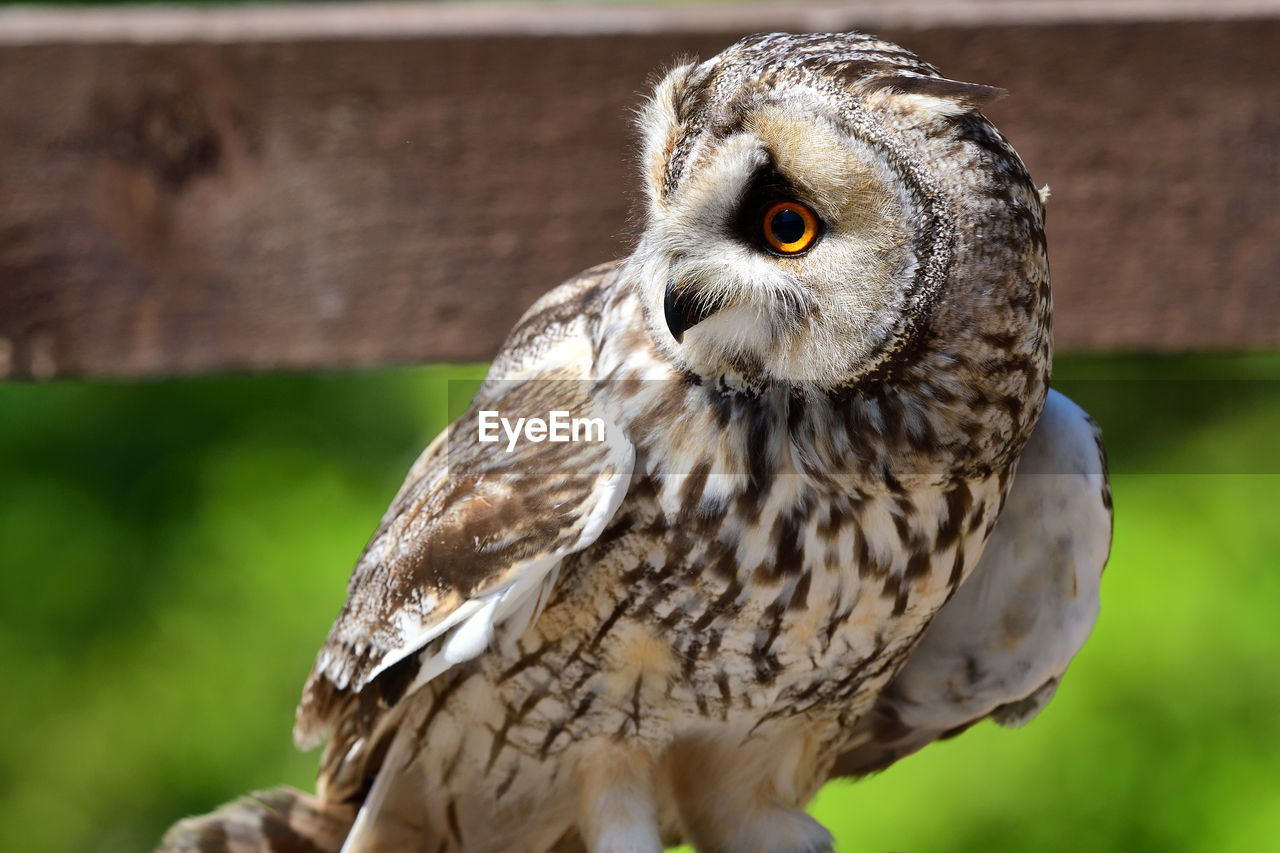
[2,3,1278,380]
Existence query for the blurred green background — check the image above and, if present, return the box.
[1,353,1278,853]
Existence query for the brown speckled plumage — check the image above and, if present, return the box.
[160,31,1110,853]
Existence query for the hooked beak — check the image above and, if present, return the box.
[663,280,724,343]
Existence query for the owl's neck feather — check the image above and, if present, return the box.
[598,285,1048,492]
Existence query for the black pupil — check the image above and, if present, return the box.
[769,207,807,246]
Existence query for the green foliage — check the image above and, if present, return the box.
[1,355,1277,853]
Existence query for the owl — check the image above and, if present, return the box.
[161,31,1111,853]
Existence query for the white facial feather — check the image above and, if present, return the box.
[631,73,923,388]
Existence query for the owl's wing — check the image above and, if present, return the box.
[834,389,1112,777]
[294,264,633,756]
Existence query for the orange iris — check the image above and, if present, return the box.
[761,201,820,255]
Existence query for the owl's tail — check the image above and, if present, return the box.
[157,786,356,853]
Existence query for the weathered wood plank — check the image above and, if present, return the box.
[1,3,1278,379]
[3,1,1278,43]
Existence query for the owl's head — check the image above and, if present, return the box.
[628,32,1045,392]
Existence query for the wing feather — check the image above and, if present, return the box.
[295,264,631,755]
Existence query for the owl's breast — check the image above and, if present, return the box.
[504,464,1008,748]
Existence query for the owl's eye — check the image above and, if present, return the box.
[760,201,821,255]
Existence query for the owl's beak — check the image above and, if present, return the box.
[663,280,722,343]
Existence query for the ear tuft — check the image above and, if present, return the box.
[637,60,699,207]
[872,74,1008,117]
